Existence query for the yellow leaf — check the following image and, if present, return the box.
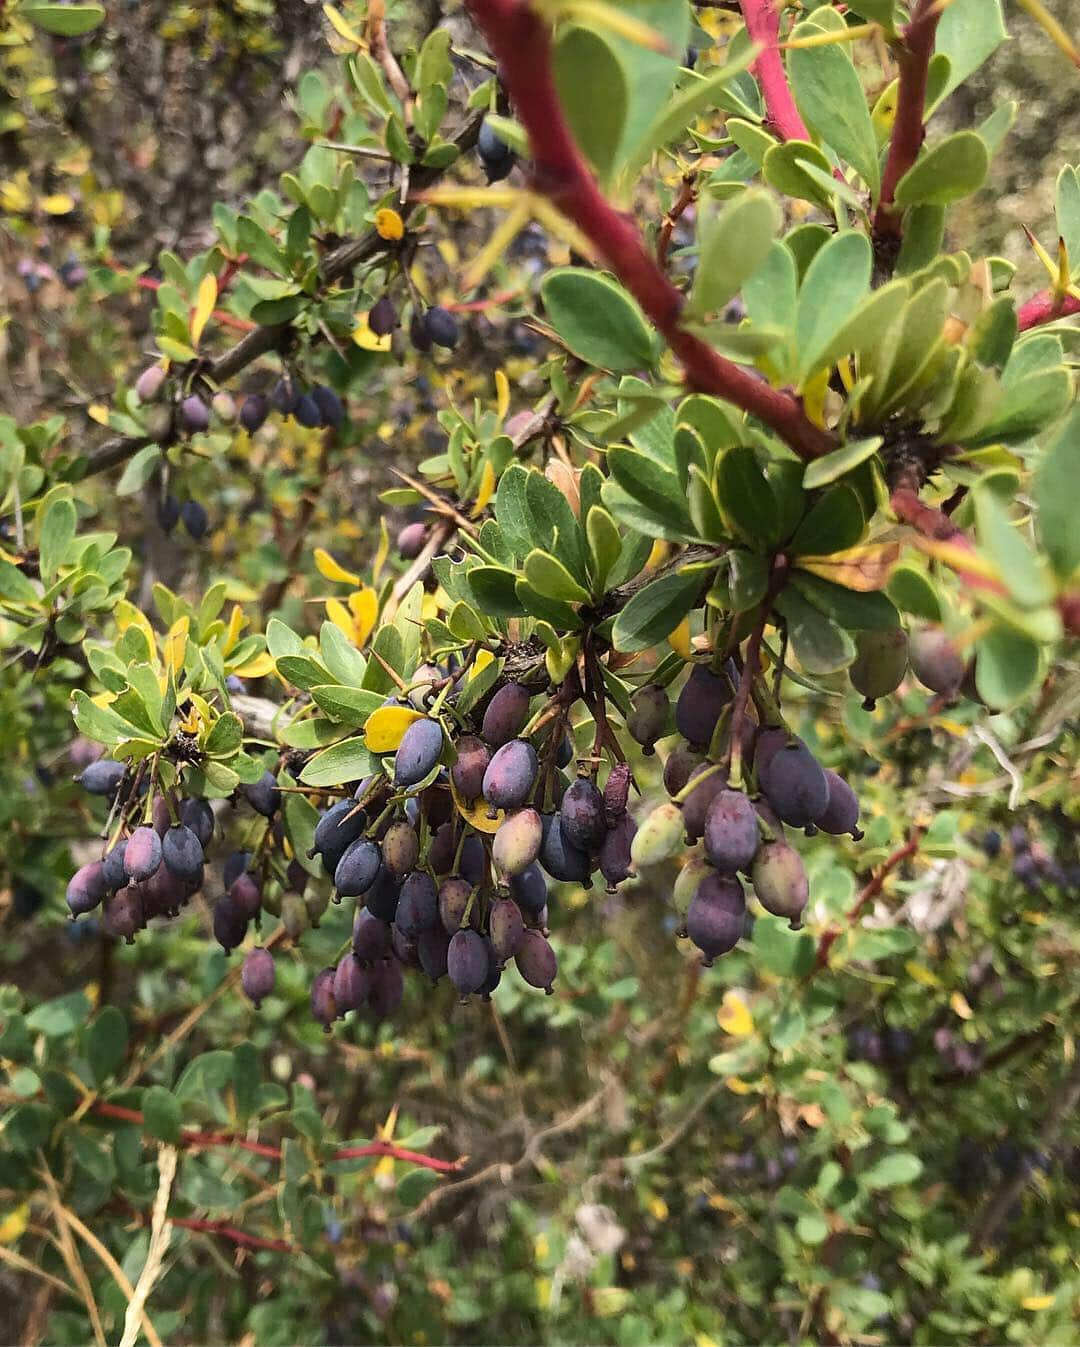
[908,536,1000,582]
[495,369,510,421]
[471,460,497,518]
[326,597,356,642]
[231,652,276,679]
[115,599,158,662]
[314,547,360,586]
[796,542,901,592]
[647,1195,669,1221]
[322,2,367,46]
[40,193,75,215]
[725,1076,754,1094]
[371,520,390,587]
[801,367,830,429]
[468,648,495,681]
[668,616,692,660]
[348,587,379,646]
[164,616,189,676]
[363,705,425,753]
[88,403,110,425]
[450,775,504,833]
[950,991,973,1020]
[190,272,218,348]
[1021,1294,1055,1311]
[374,208,404,241]
[420,184,524,211]
[905,960,940,988]
[646,539,669,571]
[717,989,753,1036]
[462,199,531,290]
[352,312,392,352]
[0,1203,29,1245]
[220,604,244,657]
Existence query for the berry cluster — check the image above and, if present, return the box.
[626,663,862,965]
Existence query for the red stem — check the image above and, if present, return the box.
[90,1099,462,1173]
[1016,289,1080,331]
[891,485,1080,637]
[738,0,812,142]
[813,830,923,972]
[169,1216,296,1253]
[874,0,942,241]
[464,0,834,462]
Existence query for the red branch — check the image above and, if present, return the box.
[1016,289,1080,331]
[168,1216,296,1253]
[90,1099,463,1173]
[813,829,923,972]
[891,486,1080,637]
[738,0,812,142]
[874,0,943,241]
[464,0,834,462]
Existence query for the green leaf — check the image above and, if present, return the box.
[0,558,38,603]
[204,712,243,757]
[803,281,909,384]
[789,28,880,194]
[523,549,591,605]
[762,140,835,210]
[552,26,628,180]
[791,572,899,631]
[802,437,883,492]
[21,3,105,36]
[935,0,1006,98]
[974,626,1042,710]
[71,690,140,746]
[725,549,769,613]
[39,495,76,581]
[84,1006,128,1085]
[540,268,653,372]
[142,1085,182,1144]
[27,992,90,1037]
[795,231,872,383]
[309,686,384,725]
[861,1153,922,1189]
[266,618,304,660]
[606,446,692,537]
[117,444,163,497]
[752,916,815,977]
[468,564,523,617]
[688,189,782,317]
[774,588,856,673]
[276,654,332,692]
[585,506,622,595]
[299,736,377,787]
[715,446,779,547]
[513,579,582,631]
[973,486,1054,610]
[894,131,989,207]
[611,567,708,652]
[1056,165,1080,276]
[887,564,943,621]
[789,484,865,557]
[318,622,368,686]
[1034,405,1080,580]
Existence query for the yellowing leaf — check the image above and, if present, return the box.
[348,587,379,645]
[115,599,157,662]
[88,403,109,425]
[352,312,392,352]
[668,616,692,660]
[796,542,900,591]
[717,989,753,1036]
[314,547,361,585]
[190,272,218,348]
[371,518,390,586]
[164,616,189,676]
[40,193,75,215]
[469,648,495,681]
[471,460,497,518]
[322,2,367,46]
[725,1076,754,1094]
[231,652,276,679]
[495,369,510,421]
[419,184,523,211]
[462,199,531,290]
[647,1196,669,1221]
[363,705,424,753]
[374,208,404,241]
[450,775,504,833]
[905,960,940,988]
[1021,1294,1055,1311]
[221,604,244,657]
[950,991,973,1020]
[0,1203,29,1245]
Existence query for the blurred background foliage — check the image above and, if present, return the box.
[0,2,1077,1344]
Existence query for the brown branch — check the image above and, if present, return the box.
[873,0,943,242]
[656,173,698,270]
[465,0,834,462]
[81,113,484,479]
[813,828,924,972]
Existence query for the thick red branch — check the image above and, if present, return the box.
[738,0,812,143]
[464,0,834,462]
[90,1099,463,1173]
[168,1216,296,1253]
[1016,289,1080,331]
[874,0,942,241]
[891,486,1080,637]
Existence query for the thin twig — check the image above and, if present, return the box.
[813,828,924,972]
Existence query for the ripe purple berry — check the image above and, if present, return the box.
[124,826,162,882]
[561,778,607,852]
[481,683,532,748]
[626,683,669,755]
[759,743,829,833]
[180,394,210,433]
[242,947,275,1008]
[334,838,382,898]
[67,861,107,917]
[333,954,372,1013]
[703,789,761,874]
[482,739,539,813]
[451,735,491,803]
[448,928,489,996]
[687,873,746,965]
[676,664,732,749]
[514,929,557,993]
[311,967,338,1030]
[816,770,863,840]
[394,718,443,788]
[239,393,270,432]
[395,870,439,938]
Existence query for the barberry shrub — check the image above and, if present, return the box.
[0,1,1078,1342]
